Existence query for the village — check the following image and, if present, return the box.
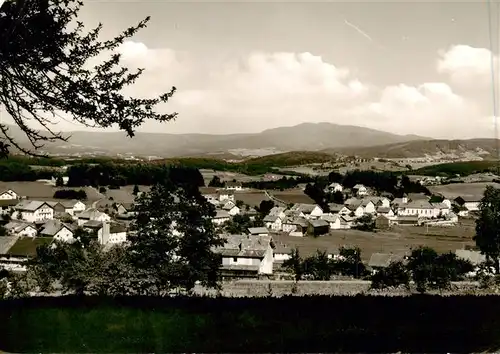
[0,167,485,281]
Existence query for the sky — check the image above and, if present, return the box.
[4,0,500,139]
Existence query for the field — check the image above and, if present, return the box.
[2,295,500,352]
[232,190,270,207]
[199,170,262,184]
[413,160,499,176]
[428,182,500,199]
[103,185,152,203]
[0,182,104,202]
[269,189,315,204]
[274,221,475,261]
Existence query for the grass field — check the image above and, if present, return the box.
[428,182,500,199]
[2,295,500,352]
[232,190,270,207]
[269,190,315,204]
[274,221,475,261]
[0,181,104,202]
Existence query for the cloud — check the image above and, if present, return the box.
[3,40,496,139]
[437,44,496,87]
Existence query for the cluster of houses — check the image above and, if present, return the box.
[0,189,130,248]
[203,182,483,239]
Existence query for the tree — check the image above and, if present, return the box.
[0,0,176,156]
[336,246,366,278]
[475,186,500,273]
[304,250,334,280]
[370,260,410,290]
[208,175,224,187]
[128,182,223,295]
[132,184,140,196]
[331,191,344,204]
[223,214,254,234]
[282,248,304,282]
[55,175,64,187]
[258,200,274,216]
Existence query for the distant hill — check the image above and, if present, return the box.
[5,122,429,158]
[325,139,500,160]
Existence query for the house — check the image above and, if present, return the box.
[214,234,274,278]
[394,215,420,226]
[368,253,404,273]
[217,191,235,203]
[99,221,127,245]
[272,242,293,272]
[367,196,391,208]
[345,202,364,218]
[0,199,18,215]
[376,206,395,218]
[263,214,282,231]
[212,210,231,225]
[281,217,309,236]
[222,200,236,210]
[289,203,323,219]
[375,215,391,230]
[115,202,134,215]
[46,201,66,214]
[268,206,287,219]
[222,201,240,216]
[39,220,75,242]
[77,208,111,226]
[327,182,343,193]
[0,189,18,200]
[397,200,440,218]
[241,207,258,220]
[225,181,243,191]
[328,203,345,214]
[307,219,330,236]
[431,202,451,216]
[321,213,350,230]
[353,184,368,196]
[13,200,54,223]
[203,194,220,206]
[4,221,37,237]
[454,196,481,212]
[247,227,269,236]
[361,199,376,214]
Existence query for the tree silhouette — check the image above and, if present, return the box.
[0,0,176,155]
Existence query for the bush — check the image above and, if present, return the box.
[53,189,87,200]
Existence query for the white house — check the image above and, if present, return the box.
[368,196,390,208]
[321,213,350,230]
[431,202,451,216]
[327,183,343,193]
[353,184,368,196]
[227,205,241,216]
[98,222,127,245]
[344,202,365,218]
[281,218,309,236]
[269,206,287,219]
[212,210,231,225]
[361,200,376,214]
[77,208,111,226]
[203,194,220,206]
[222,200,236,210]
[376,206,395,218]
[39,220,75,242]
[217,191,235,203]
[14,200,54,223]
[61,200,86,216]
[225,181,243,191]
[4,221,37,237]
[0,189,18,200]
[289,203,323,219]
[397,200,440,218]
[263,214,282,231]
[455,196,481,212]
[215,234,274,276]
